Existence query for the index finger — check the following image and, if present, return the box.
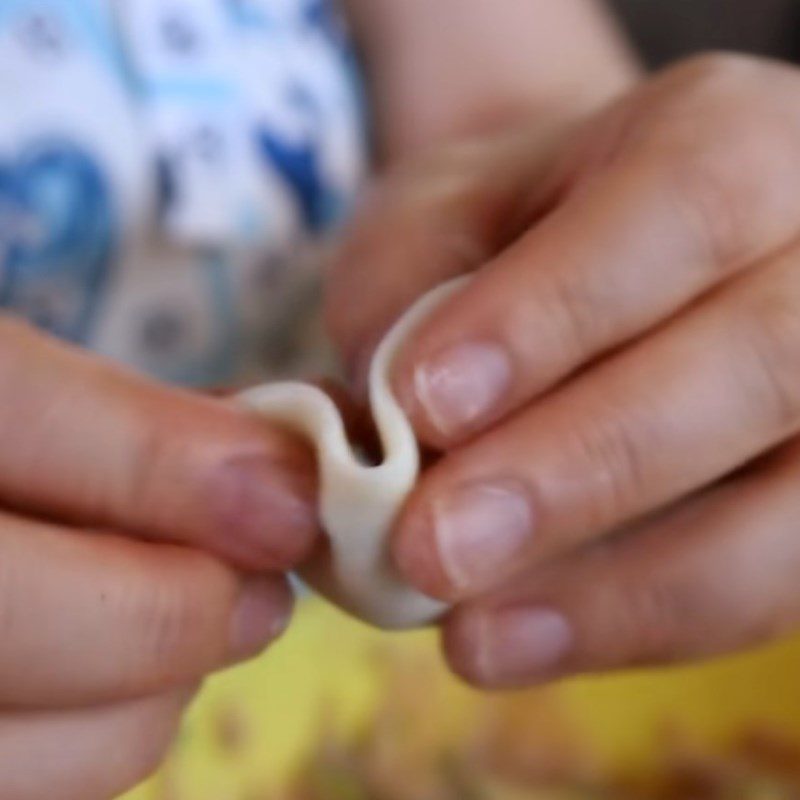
[0,319,319,571]
[325,119,573,390]
[391,56,800,448]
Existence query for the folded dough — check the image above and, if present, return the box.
[239,277,467,629]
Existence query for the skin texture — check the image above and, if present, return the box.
[326,53,800,689]
[241,280,475,629]
[0,318,311,797]
[0,1,653,790]
[341,0,640,160]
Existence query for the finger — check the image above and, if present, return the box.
[443,440,800,689]
[0,319,319,570]
[325,119,574,389]
[0,687,194,800]
[394,242,800,599]
[391,55,800,447]
[0,511,292,707]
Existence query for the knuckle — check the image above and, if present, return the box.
[126,416,240,533]
[648,54,776,131]
[123,553,230,687]
[662,144,750,274]
[621,53,763,150]
[616,574,697,664]
[737,288,800,431]
[654,114,789,274]
[618,55,800,276]
[124,421,177,530]
[543,269,614,362]
[139,587,199,668]
[668,51,762,97]
[565,407,654,528]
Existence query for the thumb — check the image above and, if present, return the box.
[325,119,572,394]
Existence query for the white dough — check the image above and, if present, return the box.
[239,277,468,629]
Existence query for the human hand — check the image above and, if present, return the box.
[0,318,319,797]
[328,54,800,688]
[342,0,638,161]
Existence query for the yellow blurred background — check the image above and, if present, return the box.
[121,598,800,799]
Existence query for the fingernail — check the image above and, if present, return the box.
[414,342,512,437]
[435,480,535,592]
[229,578,293,661]
[212,454,318,568]
[473,607,573,684]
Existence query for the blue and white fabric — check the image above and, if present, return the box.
[0,0,366,385]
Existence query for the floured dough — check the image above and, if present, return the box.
[239,277,467,629]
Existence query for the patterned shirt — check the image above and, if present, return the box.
[0,0,366,386]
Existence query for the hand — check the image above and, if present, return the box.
[0,318,319,798]
[328,54,800,688]
[342,0,638,161]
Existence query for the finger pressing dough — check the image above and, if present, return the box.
[239,278,467,629]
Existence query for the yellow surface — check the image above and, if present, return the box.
[121,598,800,799]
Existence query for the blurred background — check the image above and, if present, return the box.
[124,599,800,800]
[611,0,800,67]
[118,2,800,799]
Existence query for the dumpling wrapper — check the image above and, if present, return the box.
[239,277,467,629]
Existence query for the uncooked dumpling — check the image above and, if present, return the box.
[239,277,467,629]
